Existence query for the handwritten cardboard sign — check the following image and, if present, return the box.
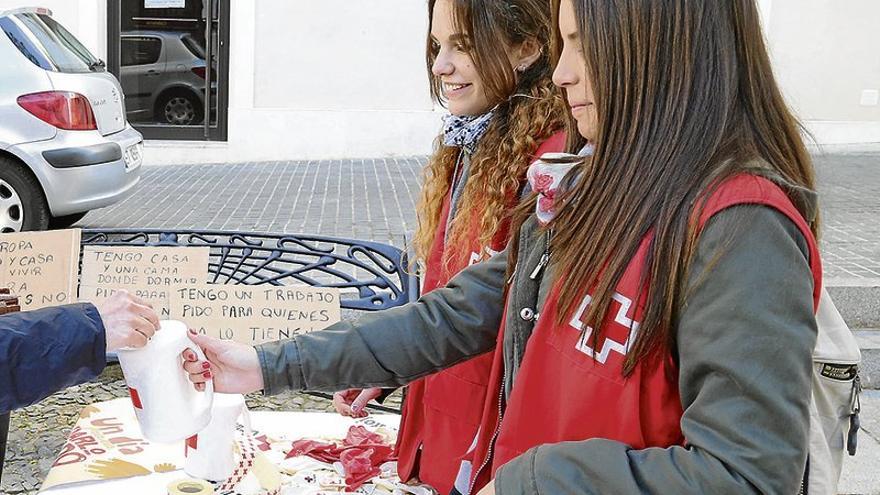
[0,229,80,310]
[78,286,175,319]
[169,284,341,345]
[79,246,210,318]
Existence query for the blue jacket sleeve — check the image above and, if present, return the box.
[0,303,106,413]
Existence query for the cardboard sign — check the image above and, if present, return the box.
[79,286,177,319]
[169,284,341,345]
[0,229,80,310]
[80,246,209,287]
[79,246,210,318]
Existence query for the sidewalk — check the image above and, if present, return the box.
[82,157,424,246]
[82,153,880,286]
[80,152,880,351]
[839,390,879,495]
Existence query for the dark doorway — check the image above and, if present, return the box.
[107,0,229,141]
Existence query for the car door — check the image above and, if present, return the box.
[119,34,165,122]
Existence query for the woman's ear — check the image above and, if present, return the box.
[513,37,543,72]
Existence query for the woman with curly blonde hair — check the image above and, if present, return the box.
[331,0,566,491]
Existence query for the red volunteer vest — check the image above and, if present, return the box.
[396,132,567,493]
[466,174,823,493]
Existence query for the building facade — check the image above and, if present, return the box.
[0,0,877,164]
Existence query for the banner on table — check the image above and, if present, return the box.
[40,398,185,491]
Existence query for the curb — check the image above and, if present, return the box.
[826,285,880,329]
[856,330,879,390]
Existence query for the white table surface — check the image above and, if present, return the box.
[41,411,400,494]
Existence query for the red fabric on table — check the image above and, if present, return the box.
[285,439,340,463]
[285,426,396,490]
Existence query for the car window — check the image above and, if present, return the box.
[121,37,162,66]
[180,33,205,59]
[0,16,53,70]
[2,13,99,73]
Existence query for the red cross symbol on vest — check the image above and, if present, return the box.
[568,292,641,365]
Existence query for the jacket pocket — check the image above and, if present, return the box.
[423,353,494,424]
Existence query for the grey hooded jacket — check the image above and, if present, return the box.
[256,186,818,494]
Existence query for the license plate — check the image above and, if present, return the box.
[123,142,142,170]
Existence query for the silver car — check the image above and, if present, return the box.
[121,30,214,126]
[0,7,142,232]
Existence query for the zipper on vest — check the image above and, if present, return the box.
[529,230,552,280]
[471,228,549,492]
[468,369,507,495]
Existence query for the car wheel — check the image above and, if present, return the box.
[0,155,50,232]
[49,211,88,229]
[157,91,203,126]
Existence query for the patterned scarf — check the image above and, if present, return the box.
[526,144,595,225]
[442,110,495,154]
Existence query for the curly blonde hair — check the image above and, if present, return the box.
[413,0,567,276]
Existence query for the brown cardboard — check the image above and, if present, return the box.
[78,285,176,319]
[79,246,210,318]
[0,229,81,310]
[169,284,341,344]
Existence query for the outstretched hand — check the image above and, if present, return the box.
[181,330,264,394]
[96,290,160,352]
[332,388,382,418]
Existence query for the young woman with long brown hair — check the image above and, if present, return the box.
[184,0,823,493]
[329,0,565,492]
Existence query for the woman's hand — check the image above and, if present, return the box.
[96,290,160,352]
[332,388,382,417]
[181,330,264,394]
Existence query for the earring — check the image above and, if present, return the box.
[516,64,527,73]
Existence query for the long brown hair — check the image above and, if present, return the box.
[413,0,566,273]
[518,0,817,375]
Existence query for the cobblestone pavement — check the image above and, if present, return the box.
[78,152,880,284]
[81,157,425,249]
[2,152,878,493]
[813,153,880,283]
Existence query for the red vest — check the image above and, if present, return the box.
[466,174,823,493]
[396,132,567,493]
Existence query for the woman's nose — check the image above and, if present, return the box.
[552,63,575,88]
[432,52,454,77]
[552,52,578,88]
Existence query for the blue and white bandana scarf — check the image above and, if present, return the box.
[442,110,495,154]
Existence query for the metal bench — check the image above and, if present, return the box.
[79,228,419,413]
[80,229,419,311]
[0,229,418,482]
